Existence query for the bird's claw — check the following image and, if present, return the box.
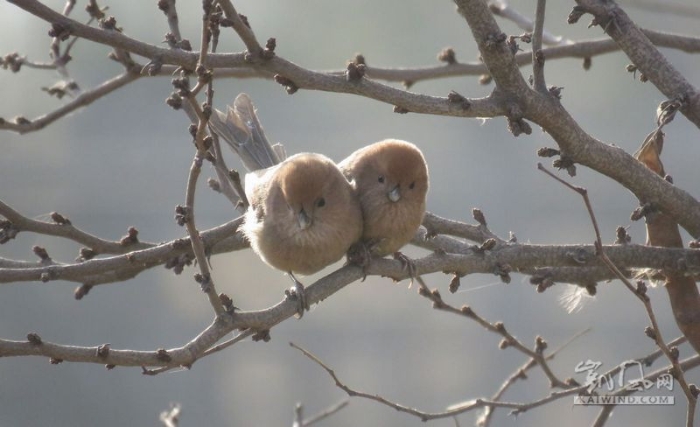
[393,251,417,284]
[287,273,310,318]
[346,241,374,281]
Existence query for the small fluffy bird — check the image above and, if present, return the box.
[339,139,429,257]
[242,152,363,315]
[211,94,363,317]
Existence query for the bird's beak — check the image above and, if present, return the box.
[387,185,401,202]
[297,209,312,230]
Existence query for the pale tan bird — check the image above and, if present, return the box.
[242,152,363,315]
[339,139,429,257]
[211,95,364,317]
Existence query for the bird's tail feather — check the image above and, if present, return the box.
[209,93,285,171]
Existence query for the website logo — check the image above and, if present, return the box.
[573,359,675,406]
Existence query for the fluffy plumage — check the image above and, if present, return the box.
[339,139,429,256]
[243,153,363,275]
[213,94,365,317]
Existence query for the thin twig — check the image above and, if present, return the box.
[182,150,225,315]
[159,0,181,41]
[592,348,697,427]
[531,0,548,93]
[538,162,697,423]
[216,0,262,55]
[422,212,502,244]
[199,328,255,358]
[0,218,246,286]
[0,199,155,254]
[142,325,256,375]
[512,352,700,416]
[0,71,140,134]
[412,274,569,389]
[291,340,700,422]
[179,1,224,316]
[478,328,591,426]
[289,342,522,421]
[489,1,571,45]
[302,399,349,426]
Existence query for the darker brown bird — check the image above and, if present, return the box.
[339,139,429,257]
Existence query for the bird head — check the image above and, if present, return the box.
[359,140,429,208]
[278,154,335,231]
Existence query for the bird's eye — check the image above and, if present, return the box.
[378,176,385,183]
[409,181,415,190]
[316,197,326,208]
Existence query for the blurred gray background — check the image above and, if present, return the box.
[1,1,700,426]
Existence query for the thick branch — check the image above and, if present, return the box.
[0,264,367,367]
[0,0,498,118]
[454,0,529,95]
[454,0,700,238]
[3,214,700,289]
[576,0,700,129]
[0,218,246,286]
[7,0,700,126]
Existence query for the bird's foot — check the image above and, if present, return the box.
[393,251,417,286]
[286,273,310,319]
[346,241,374,281]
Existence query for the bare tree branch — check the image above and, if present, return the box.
[538,162,698,424]
[574,0,700,130]
[477,328,592,427]
[0,218,245,287]
[297,400,349,427]
[0,198,154,254]
[454,0,700,240]
[531,0,548,94]
[0,70,140,133]
[411,274,570,389]
[216,0,263,55]
[157,0,181,42]
[489,0,572,46]
[176,2,226,316]
[4,205,700,301]
[3,1,700,424]
[292,341,700,423]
